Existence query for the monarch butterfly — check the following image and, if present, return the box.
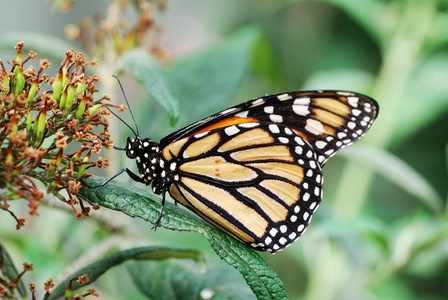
[89,89,379,253]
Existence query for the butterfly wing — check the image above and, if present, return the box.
[158,90,378,253]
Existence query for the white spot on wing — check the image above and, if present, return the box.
[225,125,240,136]
[294,97,311,105]
[315,140,327,149]
[235,110,249,118]
[269,124,280,134]
[337,91,354,96]
[239,122,259,128]
[194,131,209,138]
[277,93,292,101]
[219,108,237,116]
[305,119,325,135]
[294,137,304,146]
[278,137,289,144]
[347,122,356,129]
[347,97,359,107]
[352,109,362,116]
[251,98,265,106]
[270,114,283,123]
[264,106,274,114]
[293,105,310,116]
[303,192,310,201]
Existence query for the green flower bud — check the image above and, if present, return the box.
[75,81,85,98]
[14,66,25,96]
[1,71,10,96]
[37,108,47,135]
[75,95,87,119]
[27,79,39,107]
[65,83,76,111]
[53,70,63,102]
[76,151,91,179]
[59,87,68,109]
[34,108,47,141]
[48,150,63,176]
[71,149,83,162]
[62,65,69,88]
[88,103,102,116]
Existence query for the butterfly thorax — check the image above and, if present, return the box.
[126,136,167,194]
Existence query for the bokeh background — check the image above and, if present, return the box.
[1,0,447,299]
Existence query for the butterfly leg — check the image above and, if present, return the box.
[152,185,166,231]
[80,167,145,188]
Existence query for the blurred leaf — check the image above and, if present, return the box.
[427,10,448,52]
[167,26,261,127]
[319,216,386,239]
[340,145,444,214]
[0,243,27,297]
[48,246,201,300]
[252,31,284,90]
[302,68,375,92]
[404,214,448,276]
[392,54,448,146]
[0,31,77,62]
[128,255,256,300]
[116,49,180,126]
[371,277,418,300]
[79,177,287,300]
[307,0,385,44]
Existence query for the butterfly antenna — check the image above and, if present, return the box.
[112,75,140,137]
[103,105,138,138]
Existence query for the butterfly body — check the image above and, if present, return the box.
[123,90,379,253]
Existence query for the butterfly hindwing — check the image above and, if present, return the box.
[163,121,322,253]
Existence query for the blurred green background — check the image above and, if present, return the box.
[1,0,448,299]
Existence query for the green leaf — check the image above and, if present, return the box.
[0,243,27,297]
[167,26,261,128]
[316,0,385,45]
[48,246,202,300]
[0,31,77,62]
[79,178,287,300]
[302,68,375,92]
[128,255,256,300]
[392,54,448,146]
[339,145,444,214]
[116,49,180,126]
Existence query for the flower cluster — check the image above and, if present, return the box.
[0,42,121,229]
[63,0,169,58]
[0,247,97,299]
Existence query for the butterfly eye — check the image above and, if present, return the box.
[125,137,140,159]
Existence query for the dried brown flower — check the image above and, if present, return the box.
[0,43,119,228]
